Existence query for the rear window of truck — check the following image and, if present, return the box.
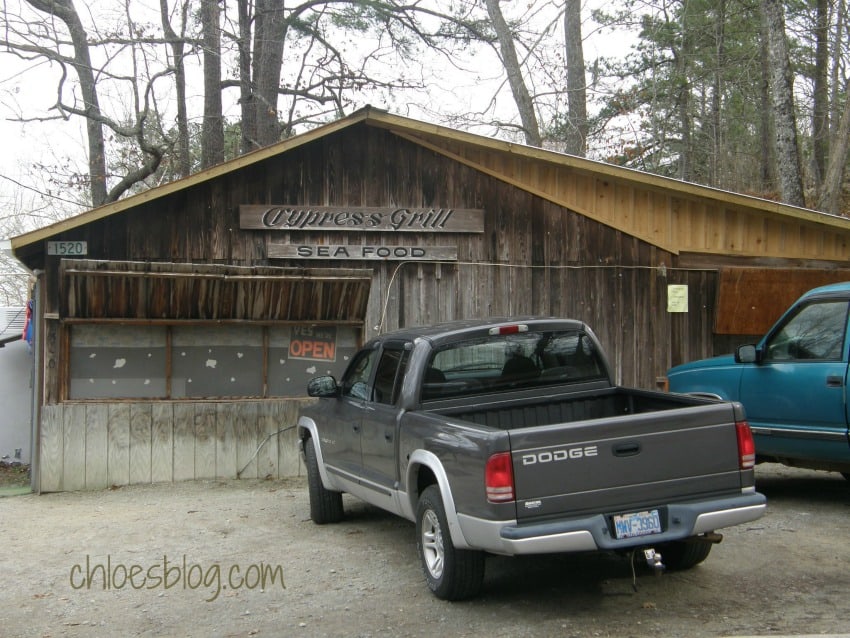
[421,330,606,401]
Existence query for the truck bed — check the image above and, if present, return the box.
[431,385,712,430]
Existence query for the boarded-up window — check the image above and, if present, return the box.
[69,325,167,399]
[715,268,850,335]
[68,324,360,400]
[171,326,264,398]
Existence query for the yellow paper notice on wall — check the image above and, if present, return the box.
[667,284,688,313]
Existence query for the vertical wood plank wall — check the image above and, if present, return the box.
[39,400,306,492]
[37,124,734,492]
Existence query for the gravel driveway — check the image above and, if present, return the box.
[1,464,848,638]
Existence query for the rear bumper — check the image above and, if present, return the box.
[455,492,766,555]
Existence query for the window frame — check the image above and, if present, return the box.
[763,300,850,363]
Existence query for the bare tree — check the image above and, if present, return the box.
[1,0,183,206]
[483,0,541,147]
[201,0,224,168]
[22,0,109,206]
[160,0,192,178]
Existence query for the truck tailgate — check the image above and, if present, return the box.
[508,402,743,521]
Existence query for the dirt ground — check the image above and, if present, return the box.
[0,461,30,488]
[1,463,849,638]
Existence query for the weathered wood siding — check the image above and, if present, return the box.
[39,400,306,492]
[31,122,729,492]
[18,111,850,492]
[39,126,720,390]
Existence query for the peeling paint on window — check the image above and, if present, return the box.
[205,359,217,369]
[113,358,126,369]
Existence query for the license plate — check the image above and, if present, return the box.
[613,509,662,539]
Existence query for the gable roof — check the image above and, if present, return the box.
[11,105,850,262]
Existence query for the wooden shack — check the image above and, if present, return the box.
[11,106,850,491]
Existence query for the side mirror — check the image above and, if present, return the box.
[735,344,758,364]
[307,375,339,397]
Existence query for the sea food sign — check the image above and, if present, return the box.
[241,205,483,261]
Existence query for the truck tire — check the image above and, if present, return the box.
[304,438,344,524]
[658,539,712,570]
[416,485,485,600]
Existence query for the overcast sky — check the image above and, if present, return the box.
[0,0,626,227]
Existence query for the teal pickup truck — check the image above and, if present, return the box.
[667,282,850,480]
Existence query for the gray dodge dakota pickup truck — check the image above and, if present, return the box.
[297,318,766,600]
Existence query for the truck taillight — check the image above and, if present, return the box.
[485,452,515,503]
[736,420,756,469]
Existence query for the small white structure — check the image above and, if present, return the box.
[0,306,32,464]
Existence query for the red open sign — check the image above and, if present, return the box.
[289,326,337,362]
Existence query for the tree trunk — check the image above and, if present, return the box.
[484,0,542,147]
[26,0,108,207]
[160,0,191,178]
[758,13,774,194]
[237,0,256,153]
[811,0,829,188]
[830,0,845,139]
[817,80,850,214]
[761,0,805,207]
[563,0,587,156]
[251,0,288,148]
[201,0,224,168]
[675,14,692,182]
[710,0,726,187]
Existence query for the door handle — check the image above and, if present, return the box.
[826,375,844,387]
[352,424,361,433]
[613,442,641,457]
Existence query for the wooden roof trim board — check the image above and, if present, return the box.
[10,110,374,250]
[369,109,850,237]
[11,105,850,252]
[391,128,850,260]
[390,129,684,254]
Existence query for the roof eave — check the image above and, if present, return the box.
[10,108,375,253]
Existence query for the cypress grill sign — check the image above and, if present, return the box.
[240,205,484,233]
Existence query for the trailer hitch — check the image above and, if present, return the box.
[643,548,665,574]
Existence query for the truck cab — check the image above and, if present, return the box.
[667,282,850,478]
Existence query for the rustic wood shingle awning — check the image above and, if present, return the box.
[59,260,372,323]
